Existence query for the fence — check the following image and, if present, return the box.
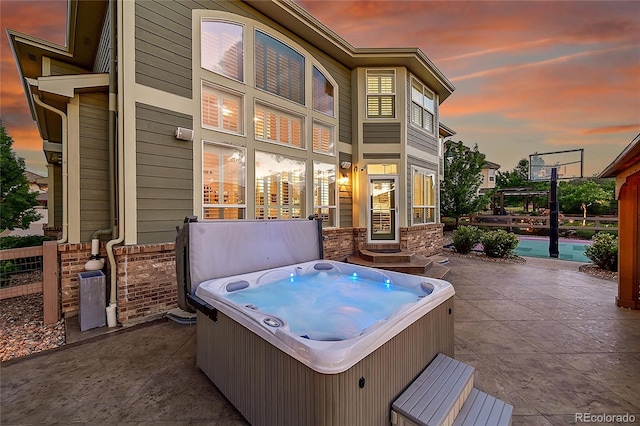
[469,215,618,234]
[0,241,59,324]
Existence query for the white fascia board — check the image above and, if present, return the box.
[37,73,109,98]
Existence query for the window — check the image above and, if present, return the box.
[412,167,436,224]
[203,143,246,220]
[201,21,243,81]
[313,162,337,227]
[312,67,334,116]
[255,31,304,104]
[489,169,495,182]
[410,78,435,133]
[366,164,397,175]
[254,103,303,148]
[366,70,395,118]
[255,151,305,220]
[312,121,335,155]
[202,83,243,134]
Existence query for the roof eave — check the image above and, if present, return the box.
[245,0,454,101]
[599,134,640,178]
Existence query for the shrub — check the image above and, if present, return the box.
[0,235,50,250]
[585,233,618,271]
[480,229,519,258]
[452,226,483,254]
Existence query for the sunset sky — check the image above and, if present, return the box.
[2,0,639,177]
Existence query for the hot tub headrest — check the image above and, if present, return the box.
[187,219,322,291]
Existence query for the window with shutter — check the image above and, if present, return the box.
[202,83,243,134]
[254,103,304,148]
[255,31,305,104]
[366,70,395,118]
[313,67,334,116]
[255,151,305,220]
[412,167,436,224]
[312,121,335,156]
[203,142,246,220]
[313,161,337,227]
[201,21,243,82]
[410,78,436,134]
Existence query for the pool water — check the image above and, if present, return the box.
[514,237,590,262]
[224,271,422,340]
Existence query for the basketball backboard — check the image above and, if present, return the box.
[529,149,584,181]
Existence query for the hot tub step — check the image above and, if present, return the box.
[346,254,433,275]
[391,354,513,426]
[392,354,474,426]
[453,388,513,426]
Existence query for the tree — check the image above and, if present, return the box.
[0,123,42,231]
[557,179,615,215]
[440,141,489,227]
[496,158,529,188]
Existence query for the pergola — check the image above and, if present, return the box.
[491,187,549,215]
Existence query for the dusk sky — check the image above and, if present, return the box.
[2,0,639,178]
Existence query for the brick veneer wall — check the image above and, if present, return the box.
[57,224,443,326]
[59,243,107,316]
[322,227,356,261]
[112,243,177,325]
[400,223,444,257]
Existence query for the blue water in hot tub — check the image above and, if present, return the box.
[223,271,423,341]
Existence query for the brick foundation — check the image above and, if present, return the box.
[56,224,443,326]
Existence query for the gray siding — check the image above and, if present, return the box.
[406,156,439,225]
[407,124,438,154]
[93,3,112,73]
[79,93,110,241]
[136,103,193,244]
[338,152,352,227]
[363,153,401,159]
[363,123,401,144]
[134,0,351,143]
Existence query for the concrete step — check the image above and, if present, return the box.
[346,254,432,275]
[359,249,414,264]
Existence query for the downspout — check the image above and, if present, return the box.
[105,0,123,311]
[32,93,68,244]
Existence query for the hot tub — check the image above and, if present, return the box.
[176,218,455,426]
[195,259,454,374]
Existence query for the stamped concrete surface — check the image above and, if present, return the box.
[2,256,639,425]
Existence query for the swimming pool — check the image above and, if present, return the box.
[514,237,590,262]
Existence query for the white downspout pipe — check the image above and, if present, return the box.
[106,0,123,311]
[32,93,68,244]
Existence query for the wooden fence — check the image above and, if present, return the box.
[469,215,618,233]
[0,241,59,324]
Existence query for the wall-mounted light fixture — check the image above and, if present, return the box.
[339,173,349,186]
[340,161,351,170]
[175,127,194,142]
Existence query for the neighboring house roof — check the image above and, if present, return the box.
[24,170,44,183]
[483,160,501,170]
[600,134,640,178]
[438,122,456,138]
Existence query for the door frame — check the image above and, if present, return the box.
[367,174,400,244]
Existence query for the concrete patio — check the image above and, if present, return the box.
[2,256,639,425]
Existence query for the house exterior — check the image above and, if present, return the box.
[9,0,454,325]
[600,134,640,310]
[479,160,500,192]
